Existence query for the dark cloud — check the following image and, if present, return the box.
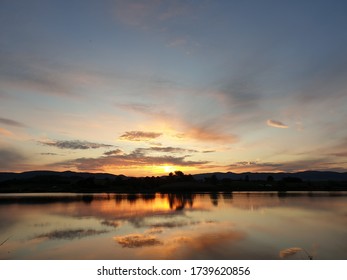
[332,152,347,157]
[103,149,123,156]
[35,229,108,240]
[231,161,260,167]
[148,221,198,228]
[101,220,120,228]
[228,161,287,172]
[0,117,26,127]
[229,158,347,173]
[39,139,113,150]
[40,152,60,156]
[119,131,162,141]
[267,119,288,128]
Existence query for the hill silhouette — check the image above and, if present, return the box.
[0,170,346,193]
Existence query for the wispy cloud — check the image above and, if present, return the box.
[116,101,238,144]
[202,150,216,153]
[0,53,76,97]
[267,119,288,128]
[168,37,187,48]
[183,124,239,143]
[113,0,189,28]
[103,149,123,156]
[0,148,26,170]
[35,229,108,240]
[101,220,121,228]
[116,102,171,119]
[119,131,162,141]
[40,152,60,156]
[0,117,26,128]
[229,158,347,173]
[0,127,14,137]
[138,146,198,154]
[39,139,113,150]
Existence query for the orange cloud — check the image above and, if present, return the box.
[183,126,238,143]
[267,119,288,128]
[0,127,13,137]
[114,234,162,248]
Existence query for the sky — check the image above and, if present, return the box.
[1,0,347,176]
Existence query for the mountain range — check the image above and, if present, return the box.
[1,170,347,182]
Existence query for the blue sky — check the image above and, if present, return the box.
[1,0,347,176]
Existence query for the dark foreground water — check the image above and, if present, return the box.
[0,192,346,260]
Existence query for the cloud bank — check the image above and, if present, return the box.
[50,148,209,171]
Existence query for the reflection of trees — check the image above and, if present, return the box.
[126,194,139,204]
[167,193,195,210]
[209,192,219,206]
[81,194,94,204]
[141,193,156,201]
[222,192,233,200]
[114,194,124,204]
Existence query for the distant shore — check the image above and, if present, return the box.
[1,170,347,193]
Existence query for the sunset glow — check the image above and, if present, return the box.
[1,1,347,176]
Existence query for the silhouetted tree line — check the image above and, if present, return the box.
[1,171,347,193]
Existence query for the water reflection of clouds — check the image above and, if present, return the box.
[2,193,347,259]
[172,230,246,251]
[122,227,248,259]
[32,222,51,227]
[100,220,120,228]
[115,234,163,248]
[113,222,245,259]
[145,227,164,235]
[34,229,108,240]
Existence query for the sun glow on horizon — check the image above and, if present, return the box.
[163,165,175,173]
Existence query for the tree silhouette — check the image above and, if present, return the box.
[174,170,184,177]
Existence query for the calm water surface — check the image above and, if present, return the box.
[0,192,346,259]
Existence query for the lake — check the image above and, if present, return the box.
[0,192,346,260]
